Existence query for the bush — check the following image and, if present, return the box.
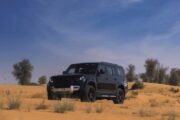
[169,87,179,93]
[38,76,47,84]
[27,82,39,86]
[54,101,75,113]
[7,96,21,110]
[131,81,144,90]
[126,90,138,99]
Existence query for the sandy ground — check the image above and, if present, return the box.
[0,83,179,120]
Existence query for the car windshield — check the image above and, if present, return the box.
[66,63,98,74]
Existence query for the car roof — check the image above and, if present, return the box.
[71,62,123,68]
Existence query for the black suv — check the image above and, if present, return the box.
[47,62,128,104]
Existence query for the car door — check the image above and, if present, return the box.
[96,64,109,94]
[106,65,116,93]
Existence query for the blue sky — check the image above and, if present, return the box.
[1,0,180,83]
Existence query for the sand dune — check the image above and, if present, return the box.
[0,83,179,120]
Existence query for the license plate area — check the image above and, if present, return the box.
[52,88,71,92]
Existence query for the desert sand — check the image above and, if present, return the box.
[0,83,179,120]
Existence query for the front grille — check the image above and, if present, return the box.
[54,79,73,88]
[52,75,81,88]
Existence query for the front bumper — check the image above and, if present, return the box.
[51,85,80,94]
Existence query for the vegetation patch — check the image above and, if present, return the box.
[126,90,139,100]
[149,99,159,107]
[7,96,21,110]
[95,104,103,113]
[54,101,75,113]
[169,87,179,93]
[161,111,178,120]
[131,82,144,90]
[138,108,157,117]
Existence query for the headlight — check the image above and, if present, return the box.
[79,76,86,82]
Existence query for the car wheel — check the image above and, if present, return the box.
[80,85,96,102]
[113,88,124,104]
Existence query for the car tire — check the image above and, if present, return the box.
[113,88,124,104]
[80,85,96,102]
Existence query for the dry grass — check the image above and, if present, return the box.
[35,99,48,110]
[161,111,178,120]
[95,104,103,113]
[31,93,44,98]
[54,101,75,113]
[126,90,139,99]
[169,87,179,93]
[7,96,21,110]
[138,108,157,117]
[149,99,159,107]
[0,83,179,120]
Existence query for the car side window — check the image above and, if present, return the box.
[117,68,122,76]
[68,68,76,74]
[106,66,113,75]
[112,67,117,75]
[120,68,125,76]
[98,65,106,74]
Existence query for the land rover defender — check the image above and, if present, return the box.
[47,62,128,104]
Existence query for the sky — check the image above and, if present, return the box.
[0,0,180,83]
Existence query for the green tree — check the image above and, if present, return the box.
[169,68,180,86]
[155,66,168,84]
[38,75,47,84]
[144,58,159,82]
[126,64,137,82]
[12,59,34,85]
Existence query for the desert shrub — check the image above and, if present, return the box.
[31,93,44,98]
[149,99,159,107]
[54,101,75,113]
[169,87,179,93]
[138,108,157,117]
[131,90,139,96]
[131,81,144,90]
[126,90,138,99]
[27,82,39,86]
[7,96,21,110]
[35,99,48,110]
[96,104,103,113]
[162,111,177,120]
[38,76,47,84]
